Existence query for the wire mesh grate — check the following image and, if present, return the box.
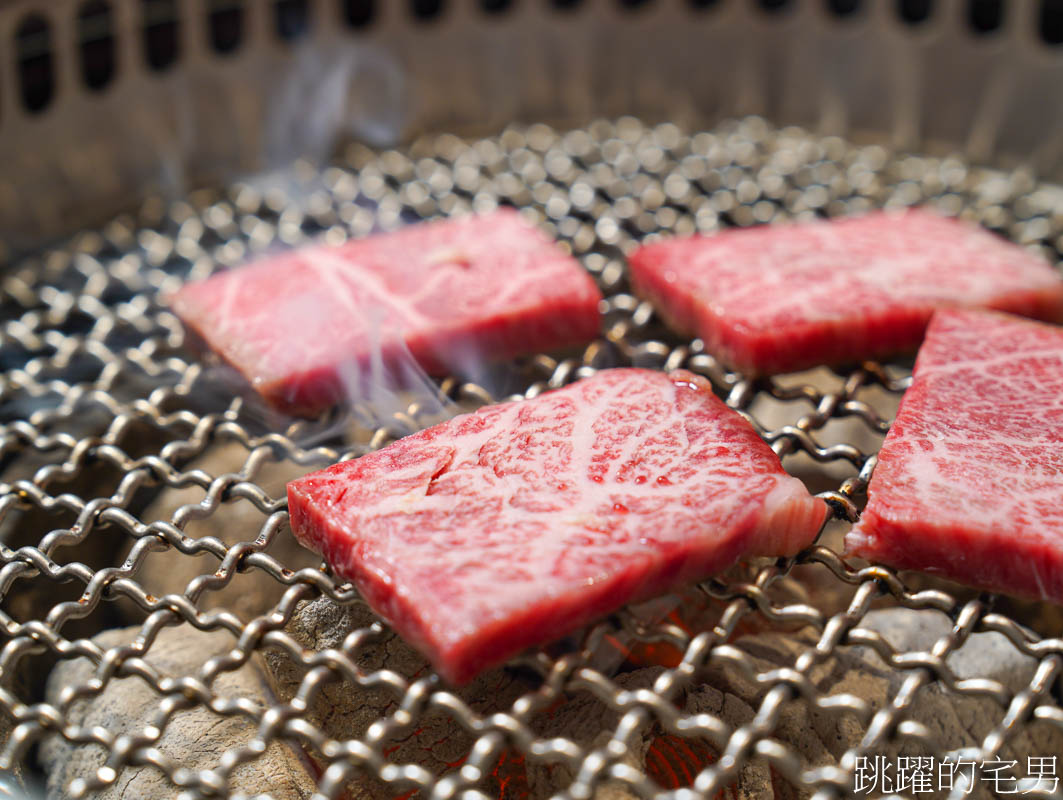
[1,116,1063,799]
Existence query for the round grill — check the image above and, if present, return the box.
[3,115,1063,799]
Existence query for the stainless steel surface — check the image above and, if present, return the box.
[2,116,1062,798]
[6,0,1063,248]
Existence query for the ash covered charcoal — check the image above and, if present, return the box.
[682,608,1063,799]
[0,413,123,604]
[122,578,1061,798]
[520,607,1063,799]
[524,668,662,800]
[856,609,1063,761]
[128,442,319,621]
[262,595,530,799]
[0,716,21,793]
[0,413,127,713]
[629,209,1063,376]
[525,667,773,800]
[41,624,317,799]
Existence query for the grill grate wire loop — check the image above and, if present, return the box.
[1,116,1062,798]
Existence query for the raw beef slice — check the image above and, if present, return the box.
[846,308,1063,602]
[287,368,828,683]
[169,209,602,415]
[628,208,1063,375]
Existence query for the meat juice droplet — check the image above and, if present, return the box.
[613,503,629,514]
[672,377,701,392]
[657,475,671,486]
[634,475,647,484]
[591,474,604,483]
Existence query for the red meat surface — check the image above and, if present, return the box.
[169,209,602,415]
[845,309,1063,602]
[287,368,828,684]
[629,209,1063,375]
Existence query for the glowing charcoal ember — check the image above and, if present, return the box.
[261,596,530,800]
[169,209,602,415]
[846,309,1063,601]
[629,208,1063,375]
[643,734,720,791]
[287,368,828,684]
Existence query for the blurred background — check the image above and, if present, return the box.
[4,0,1063,252]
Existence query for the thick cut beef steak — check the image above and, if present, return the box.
[629,209,1063,375]
[170,209,602,415]
[287,368,828,683]
[846,309,1063,602]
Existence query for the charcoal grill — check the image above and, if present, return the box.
[3,1,1063,798]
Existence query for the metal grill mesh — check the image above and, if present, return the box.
[3,116,1063,799]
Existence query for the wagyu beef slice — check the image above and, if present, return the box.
[170,209,602,414]
[287,368,828,684]
[846,308,1063,602]
[629,209,1063,375]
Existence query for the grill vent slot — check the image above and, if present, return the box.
[827,0,861,17]
[142,0,179,71]
[275,0,310,41]
[208,0,244,54]
[968,0,1003,34]
[77,1,116,91]
[342,0,375,28]
[758,0,792,14]
[1041,0,1063,43]
[897,0,932,24]
[15,14,53,113]
[411,0,446,21]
